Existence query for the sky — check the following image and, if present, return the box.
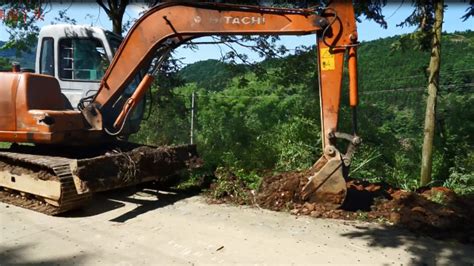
[0,2,472,64]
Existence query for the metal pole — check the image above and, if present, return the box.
[190,91,195,144]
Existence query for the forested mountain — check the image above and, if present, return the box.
[180,59,249,91]
[0,41,36,69]
[180,31,473,95]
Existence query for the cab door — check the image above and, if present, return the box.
[55,37,108,109]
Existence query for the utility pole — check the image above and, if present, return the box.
[190,91,195,144]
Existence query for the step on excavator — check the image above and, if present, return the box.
[0,1,360,214]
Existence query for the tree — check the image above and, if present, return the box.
[461,0,474,21]
[96,0,129,36]
[0,57,11,70]
[0,1,43,55]
[392,1,472,186]
[420,0,444,186]
[1,0,388,57]
[391,1,446,186]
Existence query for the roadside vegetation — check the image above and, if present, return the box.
[0,57,12,71]
[131,31,474,196]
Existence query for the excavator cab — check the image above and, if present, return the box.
[35,25,145,135]
[35,25,116,108]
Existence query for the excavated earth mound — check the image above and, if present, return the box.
[255,171,474,244]
[209,169,474,244]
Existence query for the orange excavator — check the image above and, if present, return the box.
[0,1,360,214]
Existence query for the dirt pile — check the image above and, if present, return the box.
[255,170,474,244]
[371,189,474,243]
[255,170,308,211]
[208,169,474,244]
[73,144,202,193]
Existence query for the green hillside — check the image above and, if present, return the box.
[180,59,249,91]
[180,31,474,95]
[0,41,36,69]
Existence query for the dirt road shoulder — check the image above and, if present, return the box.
[1,190,473,265]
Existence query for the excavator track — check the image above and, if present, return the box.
[0,143,200,215]
[0,151,91,215]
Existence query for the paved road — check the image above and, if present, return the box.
[1,188,473,265]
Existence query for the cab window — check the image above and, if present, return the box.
[59,38,108,81]
[40,38,54,76]
[105,31,122,56]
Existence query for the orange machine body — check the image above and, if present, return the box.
[0,72,99,143]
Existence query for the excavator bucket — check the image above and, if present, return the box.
[301,133,361,209]
[301,146,347,209]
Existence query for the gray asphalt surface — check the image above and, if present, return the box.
[1,188,473,265]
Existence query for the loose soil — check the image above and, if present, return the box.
[208,169,474,244]
[74,144,202,192]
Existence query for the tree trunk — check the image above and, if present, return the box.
[112,15,123,36]
[420,0,444,186]
[96,0,129,36]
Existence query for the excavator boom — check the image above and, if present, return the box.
[83,2,329,130]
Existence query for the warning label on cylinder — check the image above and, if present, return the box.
[320,48,335,71]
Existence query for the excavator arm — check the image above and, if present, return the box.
[301,2,362,207]
[82,2,327,129]
[83,2,358,129]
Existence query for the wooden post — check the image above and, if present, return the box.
[420,0,444,186]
